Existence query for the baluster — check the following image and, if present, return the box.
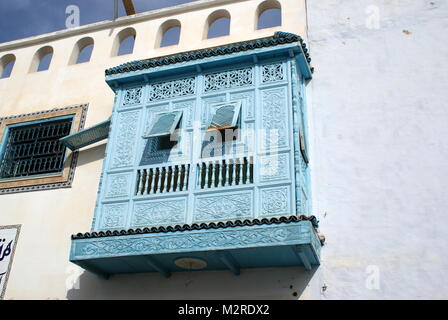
[232,159,237,186]
[169,166,173,192]
[163,167,167,192]
[227,159,231,186]
[159,167,165,193]
[237,159,242,185]
[177,165,183,191]
[227,160,232,186]
[202,163,207,188]
[209,161,216,188]
[147,168,154,194]
[249,156,254,183]
[167,166,171,192]
[186,164,190,191]
[180,165,186,191]
[214,160,222,187]
[223,160,228,186]
[204,162,209,188]
[166,166,171,192]
[227,159,232,186]
[146,169,151,194]
[135,170,141,195]
[243,157,248,184]
[153,168,159,193]
[219,160,224,186]
[167,166,172,192]
[203,162,207,188]
[196,164,201,189]
[141,169,147,195]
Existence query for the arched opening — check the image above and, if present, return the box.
[0,54,16,79]
[29,46,54,73]
[69,37,94,65]
[256,0,282,30]
[205,9,231,39]
[156,19,181,48]
[112,27,136,56]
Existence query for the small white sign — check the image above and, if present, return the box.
[0,225,20,299]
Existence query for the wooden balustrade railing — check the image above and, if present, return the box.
[197,155,253,189]
[135,164,190,195]
[134,156,253,196]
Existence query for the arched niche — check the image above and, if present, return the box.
[256,0,282,30]
[156,19,181,48]
[0,54,16,78]
[29,46,54,73]
[204,9,231,39]
[112,27,137,56]
[69,37,94,65]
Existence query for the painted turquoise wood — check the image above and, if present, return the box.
[60,119,110,150]
[90,41,312,232]
[70,220,320,277]
[70,35,317,276]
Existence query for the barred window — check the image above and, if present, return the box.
[0,117,73,179]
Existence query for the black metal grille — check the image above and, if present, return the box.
[0,118,73,179]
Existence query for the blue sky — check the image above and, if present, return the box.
[0,0,281,44]
[0,0,198,43]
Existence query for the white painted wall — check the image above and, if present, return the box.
[307,0,448,299]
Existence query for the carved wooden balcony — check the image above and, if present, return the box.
[69,32,320,278]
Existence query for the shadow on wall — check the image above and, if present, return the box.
[67,267,317,299]
[76,143,107,167]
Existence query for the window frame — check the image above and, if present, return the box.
[0,104,88,194]
[0,115,74,180]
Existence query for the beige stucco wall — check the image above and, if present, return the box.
[0,0,312,299]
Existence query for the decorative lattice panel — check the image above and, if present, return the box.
[122,87,143,106]
[262,63,285,83]
[204,68,253,92]
[148,77,196,102]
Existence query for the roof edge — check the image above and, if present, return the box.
[72,215,320,240]
[105,31,312,77]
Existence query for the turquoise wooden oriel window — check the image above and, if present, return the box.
[70,32,321,278]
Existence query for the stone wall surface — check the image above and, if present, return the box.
[307,0,448,299]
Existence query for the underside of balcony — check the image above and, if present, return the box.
[70,216,322,279]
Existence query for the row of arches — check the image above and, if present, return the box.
[0,0,281,79]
